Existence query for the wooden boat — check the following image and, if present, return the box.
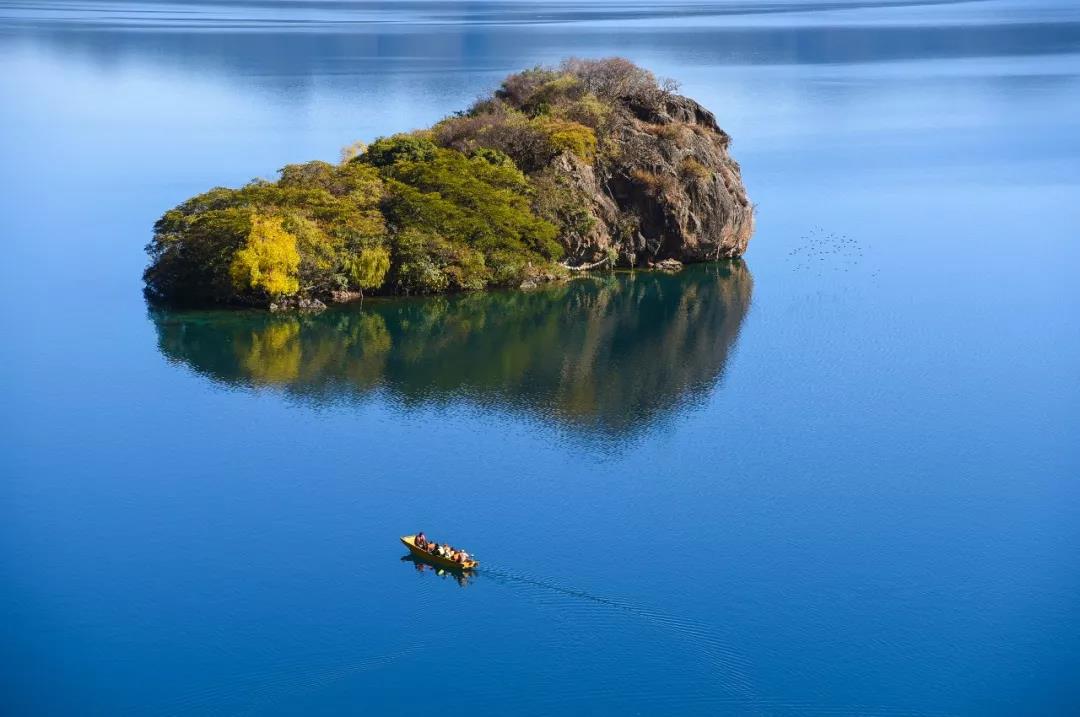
[401,535,478,570]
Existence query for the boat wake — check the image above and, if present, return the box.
[477,564,760,705]
[472,566,953,716]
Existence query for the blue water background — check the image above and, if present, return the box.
[1,1,1078,714]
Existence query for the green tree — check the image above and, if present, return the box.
[381,148,561,261]
[363,134,437,168]
[343,246,392,292]
[144,190,253,305]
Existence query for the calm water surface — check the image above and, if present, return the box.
[1,1,1078,714]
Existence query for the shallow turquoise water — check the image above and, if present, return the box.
[1,1,1078,714]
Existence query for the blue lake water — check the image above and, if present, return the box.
[1,1,1078,714]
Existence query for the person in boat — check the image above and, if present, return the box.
[415,532,427,549]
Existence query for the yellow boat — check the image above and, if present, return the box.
[401,535,478,570]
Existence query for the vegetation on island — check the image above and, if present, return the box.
[145,58,753,307]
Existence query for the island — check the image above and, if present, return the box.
[144,58,754,309]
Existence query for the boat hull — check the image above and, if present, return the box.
[401,535,478,570]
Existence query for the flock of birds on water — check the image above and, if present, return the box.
[788,226,877,278]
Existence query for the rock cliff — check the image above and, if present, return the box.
[434,58,754,268]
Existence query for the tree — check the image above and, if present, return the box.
[343,246,391,293]
[363,134,437,167]
[229,214,301,298]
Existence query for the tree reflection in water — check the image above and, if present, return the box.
[151,261,752,438]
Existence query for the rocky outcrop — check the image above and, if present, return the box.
[653,258,684,272]
[616,95,753,262]
[269,297,326,312]
[328,290,363,304]
[549,94,753,266]
[432,59,754,270]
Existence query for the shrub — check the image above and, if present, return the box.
[678,157,712,181]
[536,118,596,161]
[390,228,450,294]
[470,147,515,168]
[557,93,611,128]
[559,57,661,104]
[630,168,677,198]
[487,250,530,287]
[442,245,489,291]
[641,121,689,144]
[496,67,564,108]
[363,134,437,167]
[523,74,586,116]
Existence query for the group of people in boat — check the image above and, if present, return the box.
[414,532,471,565]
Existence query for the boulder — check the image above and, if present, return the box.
[328,289,363,304]
[269,297,326,312]
[654,258,684,272]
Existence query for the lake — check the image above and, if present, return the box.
[1,1,1078,714]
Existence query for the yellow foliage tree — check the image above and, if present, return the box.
[230,214,301,297]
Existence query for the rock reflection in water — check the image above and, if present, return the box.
[151,261,752,436]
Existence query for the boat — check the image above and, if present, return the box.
[401,535,478,570]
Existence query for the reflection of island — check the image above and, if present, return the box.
[151,261,752,436]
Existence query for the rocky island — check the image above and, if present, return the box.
[144,58,753,308]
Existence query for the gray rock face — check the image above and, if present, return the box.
[565,93,754,266]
